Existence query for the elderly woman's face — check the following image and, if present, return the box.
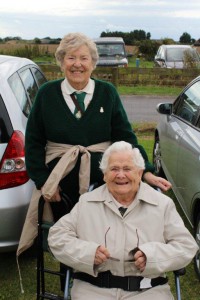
[62,44,94,90]
[103,151,143,203]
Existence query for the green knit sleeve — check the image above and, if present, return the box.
[25,87,50,189]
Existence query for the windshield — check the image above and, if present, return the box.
[96,43,125,57]
[166,48,199,62]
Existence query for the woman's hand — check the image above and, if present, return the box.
[94,245,110,265]
[134,250,146,272]
[41,186,62,202]
[143,172,172,192]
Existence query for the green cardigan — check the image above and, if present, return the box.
[25,78,154,202]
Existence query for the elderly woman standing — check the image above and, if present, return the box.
[48,141,198,300]
[25,32,171,221]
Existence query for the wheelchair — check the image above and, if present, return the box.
[36,195,72,300]
[36,187,186,300]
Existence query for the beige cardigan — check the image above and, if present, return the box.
[16,141,110,257]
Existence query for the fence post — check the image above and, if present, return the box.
[112,67,119,87]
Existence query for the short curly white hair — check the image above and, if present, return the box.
[55,32,99,69]
[99,141,145,174]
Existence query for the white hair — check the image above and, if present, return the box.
[99,141,145,174]
[55,32,99,69]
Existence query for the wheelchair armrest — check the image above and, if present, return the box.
[88,182,99,192]
[173,268,186,276]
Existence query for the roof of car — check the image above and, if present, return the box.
[93,37,124,43]
[0,55,36,79]
[0,55,32,63]
[161,44,192,49]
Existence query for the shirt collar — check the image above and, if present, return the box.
[63,78,94,95]
[136,182,159,206]
[86,182,159,206]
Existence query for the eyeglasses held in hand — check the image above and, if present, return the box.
[125,228,140,262]
[105,227,120,261]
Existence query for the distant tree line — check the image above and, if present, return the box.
[0,31,196,46]
[0,36,61,44]
[100,30,151,44]
[100,30,196,45]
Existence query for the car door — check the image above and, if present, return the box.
[159,111,182,188]
[173,80,200,220]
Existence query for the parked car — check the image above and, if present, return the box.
[93,37,129,67]
[153,75,200,278]
[154,44,200,69]
[0,55,47,252]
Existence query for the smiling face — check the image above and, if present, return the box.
[62,44,94,90]
[103,151,143,205]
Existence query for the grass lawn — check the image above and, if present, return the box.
[118,85,183,97]
[0,125,199,300]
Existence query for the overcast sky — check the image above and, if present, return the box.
[1,0,200,41]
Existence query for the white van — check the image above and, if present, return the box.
[94,37,128,67]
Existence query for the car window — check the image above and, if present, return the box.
[166,48,199,62]
[174,80,200,124]
[160,47,165,59]
[0,95,13,143]
[31,67,46,87]
[19,68,38,105]
[8,72,31,117]
[166,48,183,61]
[96,43,125,56]
[8,65,47,117]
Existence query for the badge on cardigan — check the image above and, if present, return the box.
[75,111,82,119]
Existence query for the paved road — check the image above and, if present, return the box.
[121,95,174,123]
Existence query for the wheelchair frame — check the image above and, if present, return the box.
[37,196,71,300]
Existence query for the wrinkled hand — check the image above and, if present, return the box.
[41,186,61,202]
[134,250,146,272]
[94,245,110,265]
[143,172,172,192]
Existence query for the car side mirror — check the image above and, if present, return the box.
[157,103,172,115]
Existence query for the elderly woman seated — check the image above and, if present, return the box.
[48,141,198,300]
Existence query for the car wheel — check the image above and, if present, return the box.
[194,213,200,279]
[153,137,165,177]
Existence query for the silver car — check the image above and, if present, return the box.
[153,76,200,278]
[154,44,200,69]
[0,55,47,252]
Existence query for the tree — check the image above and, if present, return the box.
[179,32,192,44]
[146,32,151,40]
[34,38,41,44]
[162,38,176,45]
[138,40,160,60]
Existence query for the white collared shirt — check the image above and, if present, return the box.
[61,78,95,113]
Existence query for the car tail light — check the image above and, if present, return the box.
[0,130,29,189]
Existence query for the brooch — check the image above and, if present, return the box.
[75,111,82,119]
